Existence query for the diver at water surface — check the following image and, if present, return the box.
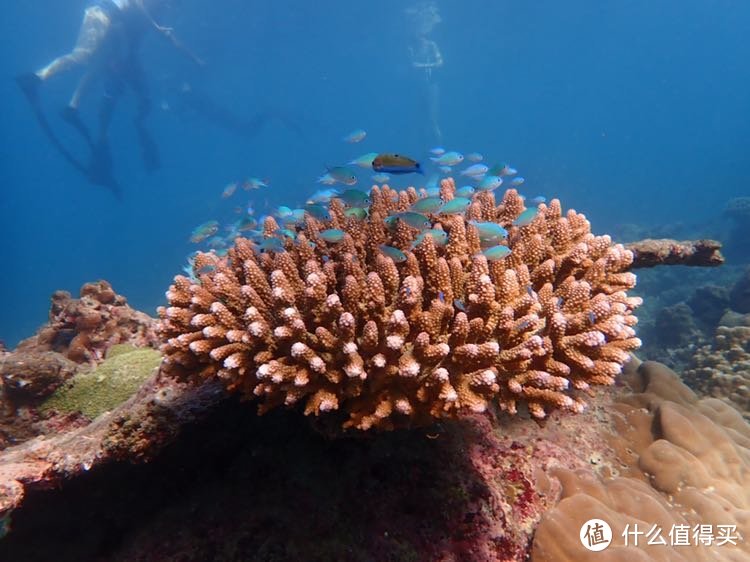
[17,0,203,192]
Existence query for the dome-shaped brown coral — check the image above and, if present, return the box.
[158,181,641,430]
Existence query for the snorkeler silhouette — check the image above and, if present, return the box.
[16,0,203,196]
[406,1,444,143]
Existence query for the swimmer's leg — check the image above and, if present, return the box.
[87,74,124,188]
[17,7,110,105]
[61,70,96,147]
[128,56,160,172]
[36,6,111,81]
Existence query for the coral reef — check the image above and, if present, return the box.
[0,351,77,405]
[16,280,158,363]
[630,263,745,372]
[683,319,750,417]
[625,238,724,268]
[653,302,702,348]
[729,267,750,314]
[41,345,163,419]
[0,283,160,451]
[159,182,641,430]
[532,360,750,561]
[687,285,731,328]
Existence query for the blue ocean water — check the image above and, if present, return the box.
[1,0,748,347]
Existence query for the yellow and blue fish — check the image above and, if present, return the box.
[372,153,424,175]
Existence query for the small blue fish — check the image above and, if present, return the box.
[371,173,391,183]
[469,221,508,241]
[476,175,503,191]
[344,207,369,219]
[206,236,226,249]
[460,164,489,177]
[510,177,525,186]
[424,186,441,197]
[455,185,476,197]
[439,166,453,174]
[513,207,539,227]
[486,163,514,177]
[305,204,332,221]
[430,146,446,155]
[379,244,407,263]
[277,206,294,218]
[257,238,286,253]
[412,229,449,248]
[289,209,306,224]
[466,152,484,163]
[319,229,346,243]
[325,166,358,186]
[430,151,464,166]
[308,188,339,203]
[275,228,297,240]
[316,173,338,186]
[453,299,466,312]
[190,220,219,243]
[343,128,367,143]
[221,181,238,199]
[386,212,432,230]
[528,195,546,206]
[516,319,533,331]
[410,196,444,213]
[243,177,268,190]
[439,197,472,215]
[236,216,257,231]
[482,245,512,261]
[337,189,371,206]
[438,290,445,302]
[349,152,379,168]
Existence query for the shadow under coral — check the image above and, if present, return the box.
[0,399,502,562]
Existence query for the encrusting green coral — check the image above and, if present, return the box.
[41,345,162,418]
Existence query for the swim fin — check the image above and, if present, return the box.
[88,139,122,199]
[16,72,41,103]
[16,72,88,176]
[60,105,94,148]
[17,72,122,197]
[135,123,161,172]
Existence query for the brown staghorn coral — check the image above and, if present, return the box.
[158,180,641,430]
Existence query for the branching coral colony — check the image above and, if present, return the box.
[158,180,641,430]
